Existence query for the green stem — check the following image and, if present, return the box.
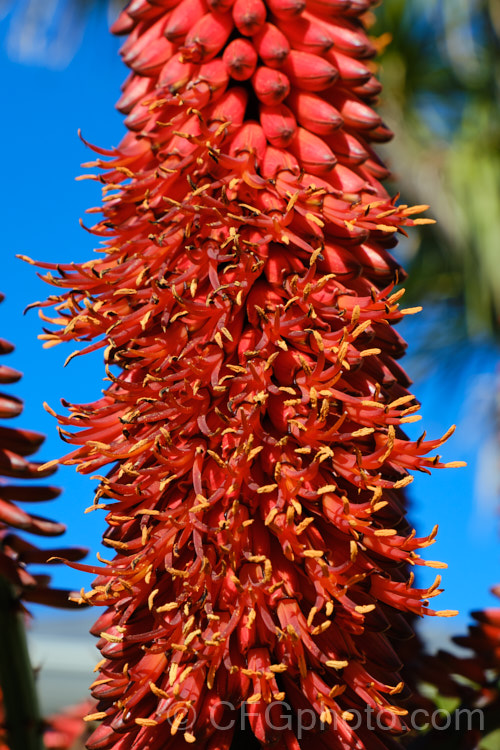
[0,577,45,750]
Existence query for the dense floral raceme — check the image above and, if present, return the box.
[28,0,464,748]
[0,293,87,610]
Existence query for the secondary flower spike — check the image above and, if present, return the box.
[0,293,87,610]
[405,586,500,748]
[30,0,463,748]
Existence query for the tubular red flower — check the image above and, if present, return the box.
[31,1,464,748]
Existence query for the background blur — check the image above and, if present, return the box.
[0,0,498,714]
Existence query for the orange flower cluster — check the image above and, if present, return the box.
[31,0,462,748]
[0,293,86,609]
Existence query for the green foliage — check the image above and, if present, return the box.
[373,0,500,339]
[481,728,500,749]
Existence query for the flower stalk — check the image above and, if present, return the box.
[0,576,44,750]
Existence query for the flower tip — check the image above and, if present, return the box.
[17,253,35,264]
[64,350,82,367]
[43,401,58,417]
[23,300,42,315]
[443,461,467,468]
[84,711,108,723]
[37,458,59,473]
[400,306,423,315]
[84,503,107,513]
[373,32,392,54]
[402,204,431,215]
[68,593,88,606]
[436,609,459,618]
[78,129,94,150]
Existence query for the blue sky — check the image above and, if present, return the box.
[0,7,498,633]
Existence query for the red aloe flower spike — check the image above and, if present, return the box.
[30,1,465,748]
